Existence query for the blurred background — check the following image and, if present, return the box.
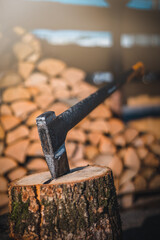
[0,0,160,239]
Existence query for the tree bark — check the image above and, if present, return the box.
[8,165,122,240]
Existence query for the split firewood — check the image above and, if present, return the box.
[132,137,144,147]
[29,126,39,141]
[87,132,102,146]
[0,157,17,175]
[66,142,77,159]
[53,89,71,100]
[5,139,29,163]
[118,148,126,159]
[104,91,122,115]
[13,26,25,35]
[124,147,140,172]
[50,77,68,90]
[84,145,99,160]
[137,147,148,159]
[8,167,27,181]
[0,141,4,155]
[134,175,147,192]
[127,94,160,106]
[25,72,48,87]
[61,67,85,83]
[13,42,33,60]
[143,153,159,167]
[113,134,126,147]
[18,61,35,79]
[109,155,123,178]
[119,181,135,194]
[79,119,91,131]
[0,176,8,192]
[71,144,84,162]
[11,100,37,119]
[0,104,12,115]
[1,115,21,131]
[124,128,139,143]
[6,125,29,144]
[2,86,31,103]
[150,143,160,155]
[0,72,22,89]
[67,129,86,143]
[88,105,112,119]
[48,102,68,115]
[99,136,116,155]
[27,142,43,156]
[141,168,156,181]
[9,166,122,240]
[27,52,40,63]
[121,194,133,209]
[27,86,40,96]
[35,94,55,110]
[0,124,5,140]
[89,119,110,134]
[108,118,125,135]
[26,110,43,126]
[37,58,66,76]
[149,175,160,189]
[119,169,137,186]
[26,158,48,171]
[69,158,89,169]
[142,133,155,145]
[21,33,34,44]
[0,194,8,208]
[34,83,52,95]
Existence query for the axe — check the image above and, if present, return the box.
[36,62,144,180]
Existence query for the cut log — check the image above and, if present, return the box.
[142,133,155,145]
[119,181,135,194]
[8,166,122,240]
[113,134,126,147]
[124,128,139,143]
[87,132,102,146]
[61,67,85,83]
[6,125,29,144]
[88,105,112,119]
[8,167,27,181]
[27,142,43,157]
[84,145,99,160]
[132,137,144,147]
[50,77,68,90]
[5,139,29,163]
[99,136,116,155]
[0,104,12,115]
[1,115,21,131]
[124,147,140,172]
[149,175,160,189]
[0,176,8,191]
[137,147,148,159]
[0,72,21,89]
[0,194,8,208]
[89,120,110,134]
[143,153,159,167]
[2,86,31,103]
[29,126,39,141]
[26,110,43,126]
[11,100,37,119]
[27,86,40,96]
[0,157,17,175]
[37,58,66,76]
[67,129,86,143]
[18,61,34,79]
[26,158,48,171]
[108,118,125,135]
[119,169,137,186]
[150,143,160,156]
[0,124,5,140]
[34,94,55,109]
[25,72,48,87]
[134,175,147,192]
[53,89,71,100]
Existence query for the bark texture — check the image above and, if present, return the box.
[8,166,122,240]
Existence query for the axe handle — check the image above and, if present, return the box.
[52,62,144,151]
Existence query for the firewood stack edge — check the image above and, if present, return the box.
[0,27,160,214]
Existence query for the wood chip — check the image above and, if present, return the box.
[67,129,86,143]
[5,139,29,163]
[8,167,27,181]
[113,134,126,147]
[26,110,43,126]
[0,194,8,208]
[119,169,137,186]
[99,136,116,155]
[124,147,140,172]
[0,104,12,115]
[124,128,139,143]
[89,120,110,134]
[84,145,99,160]
[143,153,159,167]
[137,147,148,159]
[0,177,8,192]
[27,142,43,156]
[29,126,39,141]
[37,58,66,76]
[1,115,21,131]
[6,125,29,144]
[25,72,48,87]
[18,61,34,79]
[35,94,55,110]
[150,143,160,155]
[66,142,77,159]
[108,118,125,135]
[134,175,147,192]
[119,181,135,194]
[0,157,17,174]
[13,42,33,60]
[87,132,102,146]
[141,168,155,181]
[48,102,68,115]
[0,124,5,140]
[26,158,48,171]
[2,86,31,103]
[11,100,37,119]
[61,67,85,83]
[149,175,160,189]
[89,105,112,119]
[0,72,21,89]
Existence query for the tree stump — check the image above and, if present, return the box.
[8,165,122,240]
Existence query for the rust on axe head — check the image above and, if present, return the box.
[36,62,144,179]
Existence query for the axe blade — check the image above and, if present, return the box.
[36,111,70,179]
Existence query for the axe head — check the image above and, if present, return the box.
[36,111,70,179]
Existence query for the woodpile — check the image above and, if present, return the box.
[0,27,160,214]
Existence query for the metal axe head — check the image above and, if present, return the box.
[36,111,70,179]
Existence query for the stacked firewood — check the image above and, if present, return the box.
[0,28,160,214]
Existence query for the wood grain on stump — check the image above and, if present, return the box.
[8,165,122,240]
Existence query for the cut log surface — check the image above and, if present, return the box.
[0,157,17,175]
[9,166,122,240]
[37,58,66,76]
[6,125,29,144]
[0,72,22,89]
[2,86,31,103]
[1,115,21,131]
[18,61,34,79]
[0,104,12,115]
[11,100,37,119]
